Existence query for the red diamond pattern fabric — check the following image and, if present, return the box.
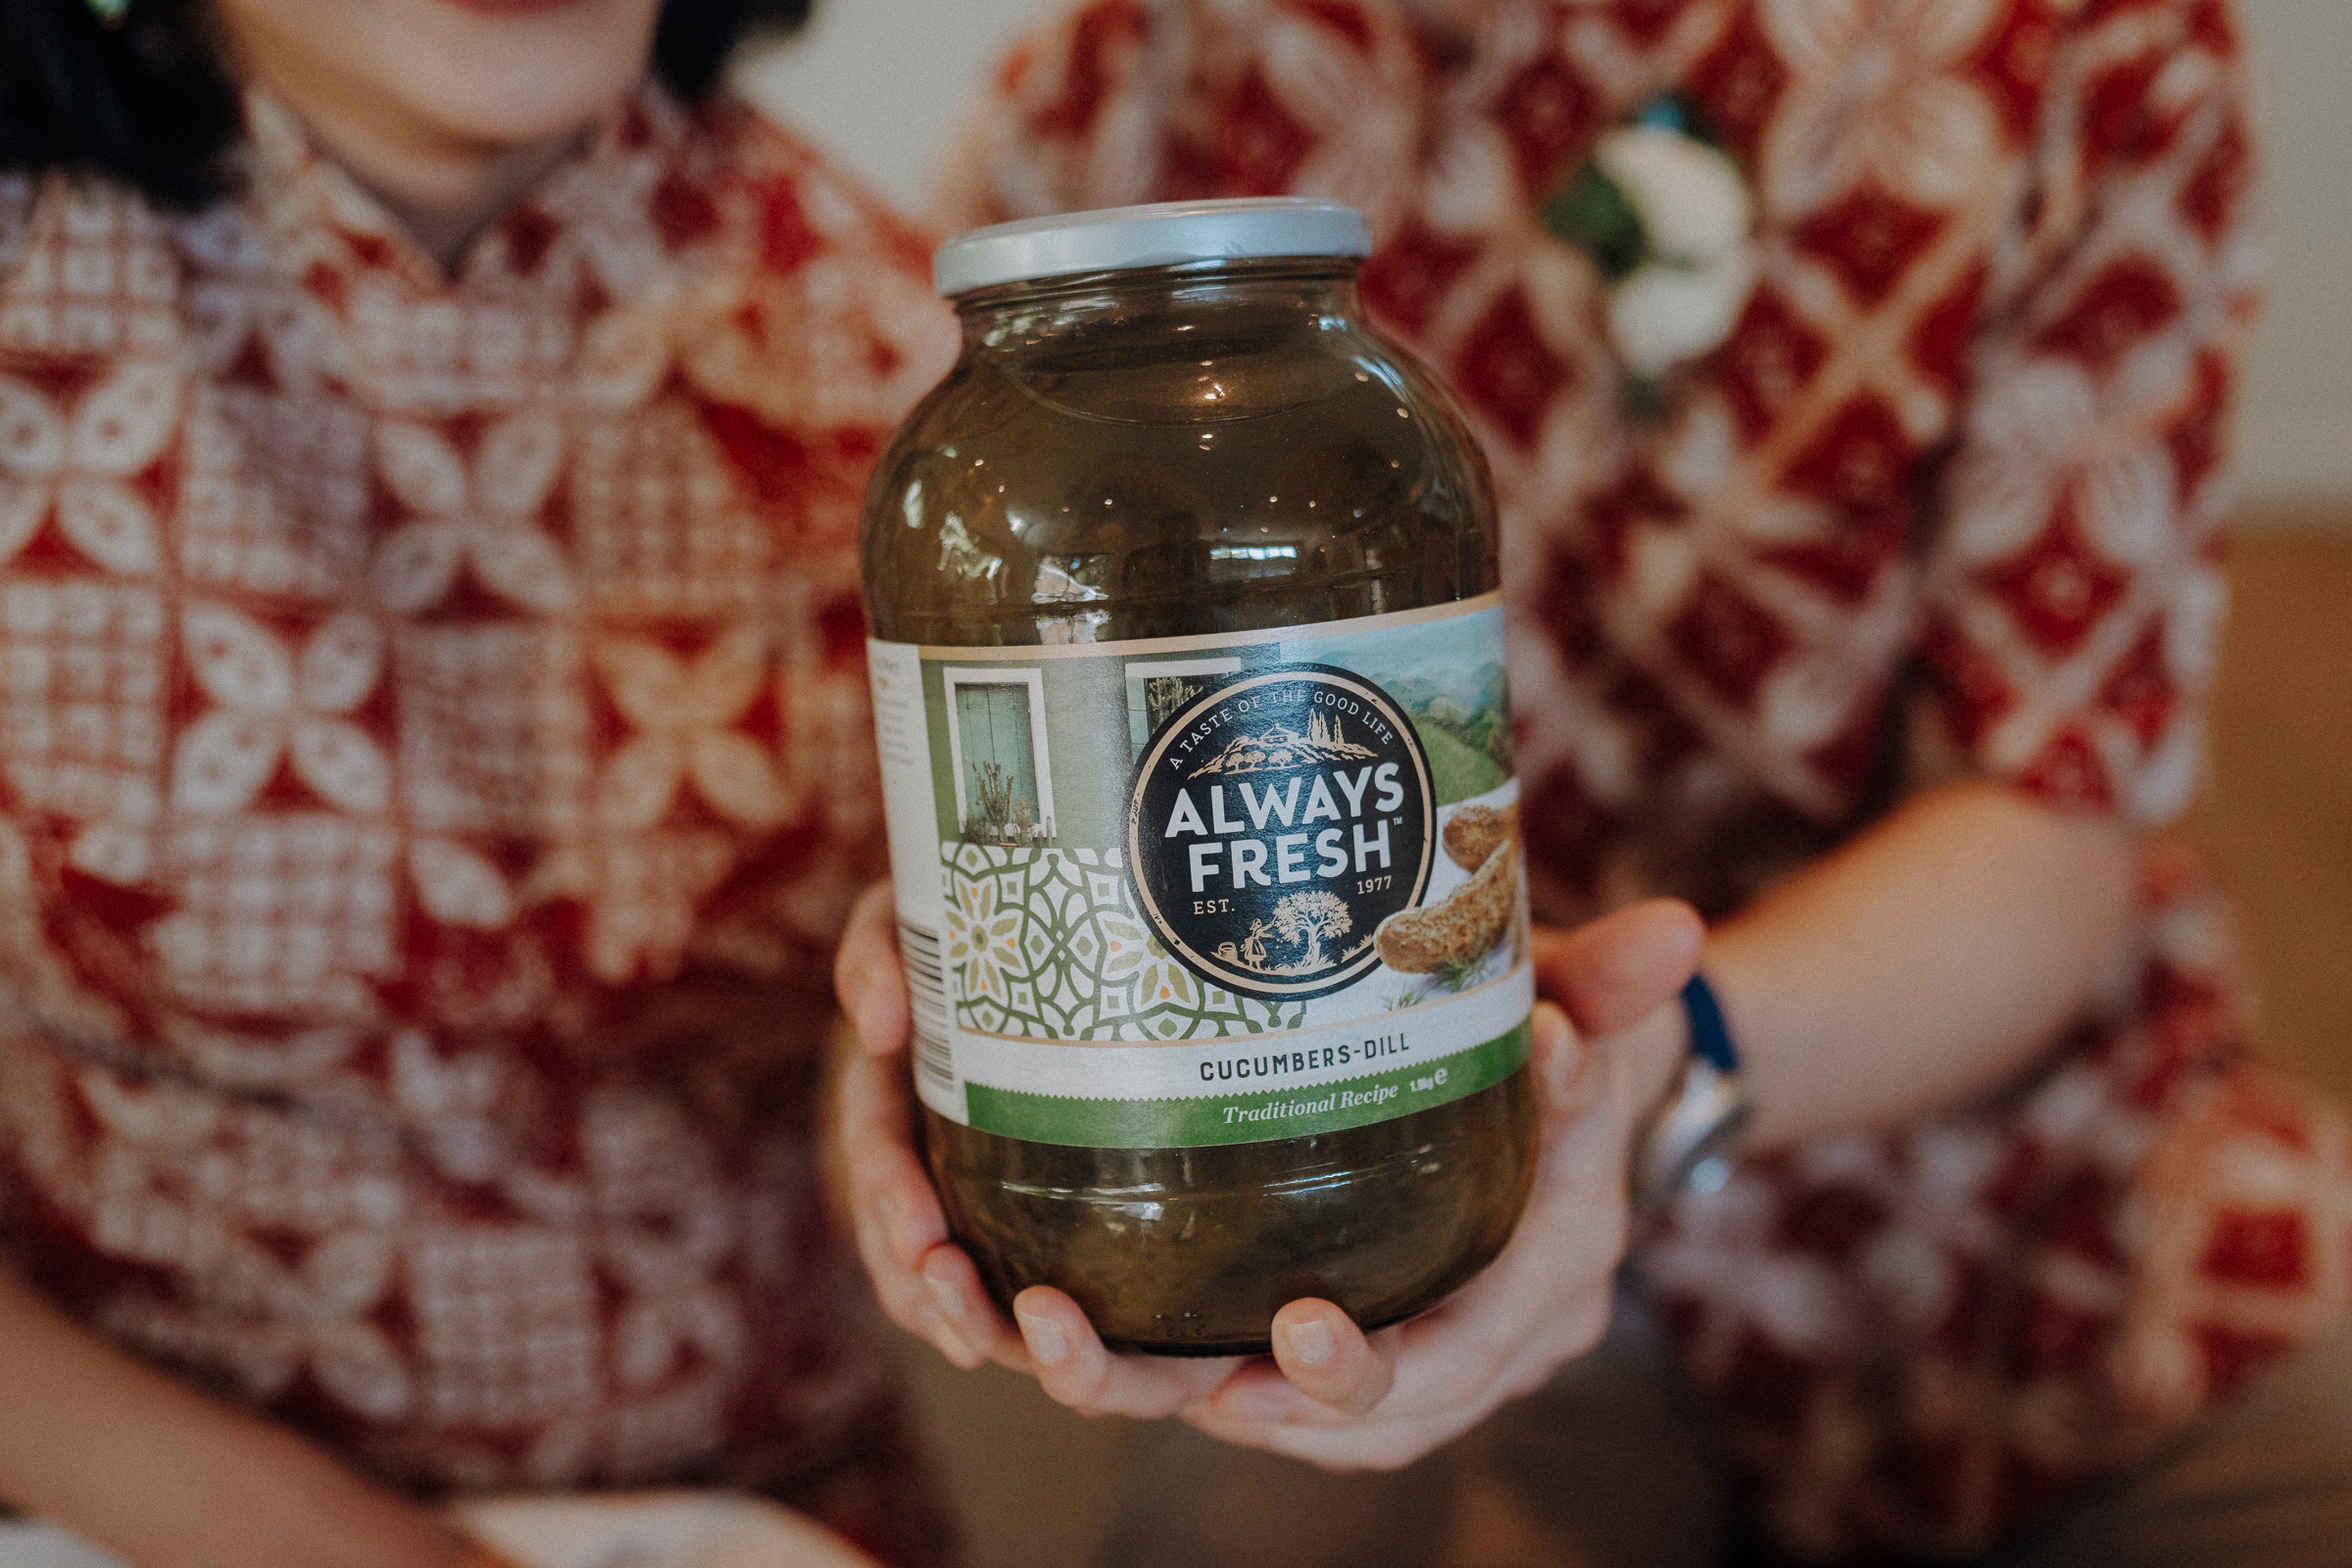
[1669,568,1791,711]
[2034,254,2186,372]
[1493,53,1603,192]
[1792,185,1947,307]
[950,1,2344,1558]
[0,87,957,1563]
[1719,283,1829,440]
[1359,219,1483,335]
[1976,500,2132,659]
[1452,286,1576,450]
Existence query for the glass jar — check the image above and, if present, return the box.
[861,200,1537,1355]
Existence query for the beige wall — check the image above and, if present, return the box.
[2233,0,2352,514]
[741,0,2352,514]
[735,1,1056,210]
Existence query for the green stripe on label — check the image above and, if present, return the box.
[962,1021,1531,1148]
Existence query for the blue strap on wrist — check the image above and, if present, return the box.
[1680,973,1740,1075]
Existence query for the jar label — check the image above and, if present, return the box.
[867,595,1531,1149]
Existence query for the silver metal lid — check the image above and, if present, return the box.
[932,198,1372,297]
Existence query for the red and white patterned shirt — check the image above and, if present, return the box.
[951,0,2352,1557]
[0,86,956,1561]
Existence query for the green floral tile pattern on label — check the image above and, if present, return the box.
[941,842,1307,1041]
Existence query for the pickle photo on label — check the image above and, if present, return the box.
[862,199,1538,1353]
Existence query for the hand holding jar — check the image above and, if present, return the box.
[831,885,1698,1465]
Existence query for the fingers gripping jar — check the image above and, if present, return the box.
[861,200,1538,1355]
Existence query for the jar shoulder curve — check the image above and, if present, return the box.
[862,326,1497,646]
[1373,324,1496,528]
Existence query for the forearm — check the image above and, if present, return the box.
[0,1262,489,1568]
[1699,781,2137,1149]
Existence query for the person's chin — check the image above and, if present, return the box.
[434,0,594,16]
[395,48,646,150]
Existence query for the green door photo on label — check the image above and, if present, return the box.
[955,681,1044,845]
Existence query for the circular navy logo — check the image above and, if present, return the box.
[1126,664,1433,1000]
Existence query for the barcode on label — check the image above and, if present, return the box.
[899,920,956,1104]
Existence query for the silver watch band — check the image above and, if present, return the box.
[1631,1055,1753,1211]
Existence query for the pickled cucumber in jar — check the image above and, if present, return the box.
[860,200,1538,1355]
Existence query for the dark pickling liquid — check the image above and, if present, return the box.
[861,259,1538,1354]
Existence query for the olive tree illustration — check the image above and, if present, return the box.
[1272,890,1351,971]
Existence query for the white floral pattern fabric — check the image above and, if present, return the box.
[0,87,957,1564]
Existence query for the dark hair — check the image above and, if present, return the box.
[0,0,814,212]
